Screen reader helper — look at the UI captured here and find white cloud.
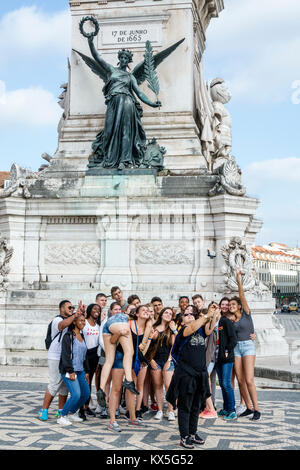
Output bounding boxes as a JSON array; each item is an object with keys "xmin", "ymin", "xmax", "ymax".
[
  {"xmin": 244, "ymin": 157, "xmax": 300, "ymax": 185},
  {"xmin": 0, "ymin": 6, "xmax": 71, "ymax": 61},
  {"xmin": 0, "ymin": 80, "xmax": 5, "ymax": 104},
  {"xmin": 204, "ymin": 0, "xmax": 300, "ymax": 103},
  {"xmin": 0, "ymin": 84, "xmax": 61, "ymax": 127}
]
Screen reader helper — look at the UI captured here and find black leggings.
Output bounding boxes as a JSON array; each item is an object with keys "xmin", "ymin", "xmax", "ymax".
[
  {"xmin": 177, "ymin": 383, "xmax": 201, "ymax": 438},
  {"xmin": 85, "ymin": 348, "xmax": 99, "ymax": 406}
]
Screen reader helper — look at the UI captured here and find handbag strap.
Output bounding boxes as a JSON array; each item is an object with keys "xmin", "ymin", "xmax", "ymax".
[{"xmin": 134, "ymin": 320, "xmax": 139, "ymax": 356}]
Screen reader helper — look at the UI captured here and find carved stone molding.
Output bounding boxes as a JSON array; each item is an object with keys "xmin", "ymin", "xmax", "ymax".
[
  {"xmin": 45, "ymin": 243, "xmax": 101, "ymax": 265},
  {"xmin": 46, "ymin": 216, "xmax": 97, "ymax": 225},
  {"xmin": 135, "ymin": 241, "xmax": 194, "ymax": 265}
]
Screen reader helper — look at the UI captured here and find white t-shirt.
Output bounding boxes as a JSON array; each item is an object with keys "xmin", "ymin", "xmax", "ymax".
[
  {"xmin": 82, "ymin": 320, "xmax": 100, "ymax": 350},
  {"xmin": 48, "ymin": 316, "xmax": 68, "ymax": 361}
]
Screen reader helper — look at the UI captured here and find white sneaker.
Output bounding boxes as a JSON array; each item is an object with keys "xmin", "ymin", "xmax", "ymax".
[
  {"xmin": 95, "ymin": 404, "xmax": 102, "ymax": 414},
  {"xmin": 236, "ymin": 405, "xmax": 247, "ymax": 417},
  {"xmin": 57, "ymin": 416, "xmax": 72, "ymax": 426},
  {"xmin": 168, "ymin": 411, "xmax": 175, "ymax": 421},
  {"xmin": 154, "ymin": 410, "xmax": 163, "ymax": 420},
  {"xmin": 119, "ymin": 405, "xmax": 127, "ymax": 415},
  {"xmin": 89, "ymin": 396, "xmax": 96, "ymax": 409},
  {"xmin": 68, "ymin": 413, "xmax": 83, "ymax": 423}
]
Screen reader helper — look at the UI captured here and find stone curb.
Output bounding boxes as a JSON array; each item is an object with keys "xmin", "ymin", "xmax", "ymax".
[{"xmin": 255, "ymin": 366, "xmax": 300, "ymax": 385}]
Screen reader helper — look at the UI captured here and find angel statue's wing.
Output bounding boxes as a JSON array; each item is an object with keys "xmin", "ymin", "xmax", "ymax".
[
  {"xmin": 72, "ymin": 49, "xmax": 110, "ymax": 83},
  {"xmin": 132, "ymin": 38, "xmax": 185, "ymax": 85}
]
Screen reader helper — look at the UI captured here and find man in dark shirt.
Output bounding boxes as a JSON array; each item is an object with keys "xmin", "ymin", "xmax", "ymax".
[{"xmin": 166, "ymin": 304, "xmax": 215, "ymax": 449}]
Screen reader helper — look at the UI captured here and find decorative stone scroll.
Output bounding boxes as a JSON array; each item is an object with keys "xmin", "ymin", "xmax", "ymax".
[
  {"xmin": 135, "ymin": 242, "xmax": 194, "ymax": 265},
  {"xmin": 208, "ymin": 156, "xmax": 246, "ymax": 197},
  {"xmin": 0, "ymin": 234, "xmax": 14, "ymax": 291},
  {"xmin": 220, "ymin": 236, "xmax": 269, "ymax": 296},
  {"xmin": 45, "ymin": 243, "xmax": 101, "ymax": 265}
]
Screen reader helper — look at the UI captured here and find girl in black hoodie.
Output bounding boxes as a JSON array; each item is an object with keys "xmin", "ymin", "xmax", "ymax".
[{"xmin": 215, "ymin": 308, "xmax": 237, "ymax": 421}]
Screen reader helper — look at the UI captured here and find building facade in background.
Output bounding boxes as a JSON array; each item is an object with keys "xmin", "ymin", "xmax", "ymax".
[
  {"xmin": 253, "ymin": 243, "xmax": 300, "ymax": 306},
  {"xmin": 0, "ymin": 172, "xmax": 10, "ymax": 189}
]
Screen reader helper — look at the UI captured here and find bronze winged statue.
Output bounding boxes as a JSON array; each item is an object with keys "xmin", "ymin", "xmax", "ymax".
[{"xmin": 73, "ymin": 16, "xmax": 184, "ymax": 170}]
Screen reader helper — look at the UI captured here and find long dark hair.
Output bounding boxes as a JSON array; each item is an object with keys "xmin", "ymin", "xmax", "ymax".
[
  {"xmin": 230, "ymin": 296, "xmax": 242, "ymax": 309},
  {"xmin": 86, "ymin": 303, "xmax": 101, "ymax": 319},
  {"xmin": 152, "ymin": 307, "xmax": 174, "ymax": 348}
]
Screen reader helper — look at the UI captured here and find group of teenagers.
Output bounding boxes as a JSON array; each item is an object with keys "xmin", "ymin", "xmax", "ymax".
[{"xmin": 39, "ymin": 268, "xmax": 261, "ymax": 449}]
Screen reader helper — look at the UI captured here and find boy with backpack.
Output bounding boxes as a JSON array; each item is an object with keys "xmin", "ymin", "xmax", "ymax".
[{"xmin": 38, "ymin": 299, "xmax": 85, "ymax": 421}]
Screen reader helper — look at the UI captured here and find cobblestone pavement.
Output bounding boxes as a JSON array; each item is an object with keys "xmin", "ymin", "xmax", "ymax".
[{"xmin": 0, "ymin": 381, "xmax": 299, "ymax": 451}]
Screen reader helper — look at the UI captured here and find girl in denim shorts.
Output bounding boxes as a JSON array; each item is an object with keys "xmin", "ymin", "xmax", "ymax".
[{"xmin": 229, "ymin": 269, "xmax": 261, "ymax": 421}]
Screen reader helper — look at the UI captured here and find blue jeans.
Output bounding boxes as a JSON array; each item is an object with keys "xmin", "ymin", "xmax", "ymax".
[
  {"xmin": 215, "ymin": 362, "xmax": 235, "ymax": 414},
  {"xmin": 61, "ymin": 371, "xmax": 90, "ymax": 416}
]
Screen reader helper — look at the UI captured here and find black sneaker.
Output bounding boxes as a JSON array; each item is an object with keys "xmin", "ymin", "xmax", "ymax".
[
  {"xmin": 250, "ymin": 410, "xmax": 261, "ymax": 421},
  {"xmin": 141, "ymin": 404, "xmax": 149, "ymax": 414},
  {"xmin": 190, "ymin": 433, "xmax": 205, "ymax": 445},
  {"xmin": 85, "ymin": 407, "xmax": 96, "ymax": 417},
  {"xmin": 96, "ymin": 388, "xmax": 106, "ymax": 407},
  {"xmin": 136, "ymin": 410, "xmax": 143, "ymax": 421},
  {"xmin": 239, "ymin": 408, "xmax": 254, "ymax": 418},
  {"xmin": 180, "ymin": 436, "xmax": 194, "ymax": 449},
  {"xmin": 78, "ymin": 409, "xmax": 87, "ymax": 421},
  {"xmin": 123, "ymin": 380, "xmax": 140, "ymax": 395}
]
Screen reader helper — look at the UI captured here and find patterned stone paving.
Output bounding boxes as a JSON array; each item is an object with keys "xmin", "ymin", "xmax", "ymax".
[
  {"xmin": 0, "ymin": 383, "xmax": 299, "ymax": 451},
  {"xmin": 276, "ymin": 314, "xmax": 300, "ymax": 334}
]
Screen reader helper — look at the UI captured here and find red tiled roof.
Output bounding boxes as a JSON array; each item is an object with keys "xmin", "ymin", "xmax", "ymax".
[
  {"xmin": 252, "ymin": 245, "xmax": 300, "ymax": 263},
  {"xmin": 0, "ymin": 172, "xmax": 10, "ymax": 188}
]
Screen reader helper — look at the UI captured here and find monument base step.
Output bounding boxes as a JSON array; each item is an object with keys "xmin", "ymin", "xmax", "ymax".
[{"xmin": 0, "ymin": 349, "xmax": 48, "ymax": 368}]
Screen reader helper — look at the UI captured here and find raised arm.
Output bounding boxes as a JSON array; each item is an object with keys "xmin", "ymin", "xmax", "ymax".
[
  {"xmin": 236, "ymin": 269, "xmax": 250, "ymax": 314},
  {"xmin": 205, "ymin": 305, "xmax": 220, "ymax": 335},
  {"xmin": 183, "ymin": 305, "xmax": 215, "ymax": 337},
  {"xmin": 88, "ymin": 37, "xmax": 114, "ymax": 75}
]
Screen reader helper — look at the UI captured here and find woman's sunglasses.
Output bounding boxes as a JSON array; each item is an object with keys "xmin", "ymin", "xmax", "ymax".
[{"xmin": 183, "ymin": 312, "xmax": 195, "ymax": 317}]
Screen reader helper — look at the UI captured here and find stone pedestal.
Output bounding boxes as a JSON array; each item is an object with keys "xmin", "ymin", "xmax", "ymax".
[
  {"xmin": 0, "ymin": 0, "xmax": 289, "ymax": 365},
  {"xmin": 0, "ymin": 172, "xmax": 289, "ymax": 361}
]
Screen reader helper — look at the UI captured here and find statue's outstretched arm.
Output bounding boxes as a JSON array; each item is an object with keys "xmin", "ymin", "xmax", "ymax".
[
  {"xmin": 131, "ymin": 76, "xmax": 161, "ymax": 108},
  {"xmin": 88, "ymin": 37, "xmax": 114, "ymax": 75}
]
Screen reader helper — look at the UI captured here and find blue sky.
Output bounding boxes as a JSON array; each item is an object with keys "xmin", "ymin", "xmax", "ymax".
[{"xmin": 0, "ymin": 0, "xmax": 299, "ymax": 247}]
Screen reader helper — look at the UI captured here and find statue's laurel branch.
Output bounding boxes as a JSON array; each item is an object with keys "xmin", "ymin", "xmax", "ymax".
[{"xmin": 144, "ymin": 41, "xmax": 160, "ymax": 96}]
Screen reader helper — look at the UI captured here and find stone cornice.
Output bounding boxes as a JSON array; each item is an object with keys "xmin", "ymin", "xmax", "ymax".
[{"xmin": 69, "ymin": 0, "xmax": 224, "ymax": 18}]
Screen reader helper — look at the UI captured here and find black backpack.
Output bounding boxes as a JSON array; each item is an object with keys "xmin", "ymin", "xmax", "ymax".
[{"xmin": 45, "ymin": 315, "xmax": 64, "ymax": 350}]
